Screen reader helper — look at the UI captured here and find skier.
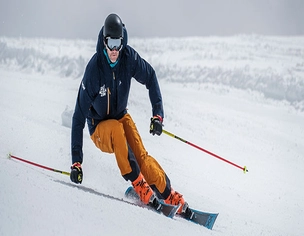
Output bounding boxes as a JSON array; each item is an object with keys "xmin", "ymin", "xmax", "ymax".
[{"xmin": 70, "ymin": 13, "xmax": 188, "ymax": 214}]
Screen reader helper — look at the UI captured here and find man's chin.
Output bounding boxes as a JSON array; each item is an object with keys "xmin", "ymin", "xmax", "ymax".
[{"xmin": 110, "ymin": 56, "xmax": 118, "ymax": 62}]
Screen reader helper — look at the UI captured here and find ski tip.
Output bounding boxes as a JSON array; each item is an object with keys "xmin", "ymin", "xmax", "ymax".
[
  {"xmin": 125, "ymin": 186, "xmax": 133, "ymax": 195},
  {"xmin": 243, "ymin": 166, "xmax": 249, "ymax": 173},
  {"xmin": 208, "ymin": 213, "xmax": 219, "ymax": 230},
  {"xmin": 7, "ymin": 153, "xmax": 12, "ymax": 159}
]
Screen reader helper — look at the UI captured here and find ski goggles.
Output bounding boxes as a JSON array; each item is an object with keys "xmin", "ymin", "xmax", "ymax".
[{"xmin": 105, "ymin": 37, "xmax": 123, "ymax": 51}]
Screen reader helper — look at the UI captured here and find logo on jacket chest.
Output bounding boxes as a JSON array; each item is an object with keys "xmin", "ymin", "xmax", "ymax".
[{"xmin": 99, "ymin": 85, "xmax": 107, "ymax": 97}]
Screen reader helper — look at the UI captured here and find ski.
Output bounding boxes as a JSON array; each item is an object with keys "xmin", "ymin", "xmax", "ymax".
[
  {"xmin": 125, "ymin": 186, "xmax": 180, "ymax": 218},
  {"xmin": 125, "ymin": 186, "xmax": 218, "ymax": 229},
  {"xmin": 178, "ymin": 207, "xmax": 218, "ymax": 230}
]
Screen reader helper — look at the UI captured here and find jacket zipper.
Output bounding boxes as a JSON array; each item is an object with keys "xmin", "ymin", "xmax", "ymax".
[
  {"xmin": 107, "ymin": 87, "xmax": 111, "ymax": 115},
  {"xmin": 113, "ymin": 71, "xmax": 116, "ymax": 81},
  {"xmin": 107, "ymin": 72, "xmax": 116, "ymax": 116}
]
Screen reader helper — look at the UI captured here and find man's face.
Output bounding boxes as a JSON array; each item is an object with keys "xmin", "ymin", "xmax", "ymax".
[{"xmin": 106, "ymin": 48, "xmax": 119, "ymax": 63}]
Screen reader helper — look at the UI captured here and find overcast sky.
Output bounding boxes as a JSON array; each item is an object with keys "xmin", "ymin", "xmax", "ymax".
[{"xmin": 0, "ymin": 0, "xmax": 303, "ymax": 39}]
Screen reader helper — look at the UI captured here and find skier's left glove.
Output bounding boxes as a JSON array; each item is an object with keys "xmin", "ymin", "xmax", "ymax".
[
  {"xmin": 70, "ymin": 162, "xmax": 83, "ymax": 184},
  {"xmin": 150, "ymin": 115, "xmax": 163, "ymax": 136}
]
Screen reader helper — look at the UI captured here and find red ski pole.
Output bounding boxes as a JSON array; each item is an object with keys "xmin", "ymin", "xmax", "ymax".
[
  {"xmin": 8, "ymin": 154, "xmax": 70, "ymax": 176},
  {"xmin": 162, "ymin": 130, "xmax": 248, "ymax": 173}
]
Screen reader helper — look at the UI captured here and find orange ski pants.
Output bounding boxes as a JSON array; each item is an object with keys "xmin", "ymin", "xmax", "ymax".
[{"xmin": 91, "ymin": 113, "xmax": 168, "ymax": 194}]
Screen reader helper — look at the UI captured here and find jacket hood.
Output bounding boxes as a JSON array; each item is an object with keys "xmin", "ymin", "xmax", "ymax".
[{"xmin": 96, "ymin": 25, "xmax": 128, "ymax": 59}]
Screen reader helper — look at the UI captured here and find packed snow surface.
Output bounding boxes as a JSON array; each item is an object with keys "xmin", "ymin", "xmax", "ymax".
[{"xmin": 0, "ymin": 35, "xmax": 303, "ymax": 236}]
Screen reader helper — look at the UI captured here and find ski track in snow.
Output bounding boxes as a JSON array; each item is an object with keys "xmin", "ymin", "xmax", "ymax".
[{"xmin": 0, "ymin": 36, "xmax": 304, "ymax": 236}]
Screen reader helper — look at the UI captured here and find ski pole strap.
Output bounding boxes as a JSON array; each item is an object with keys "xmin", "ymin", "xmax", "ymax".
[{"xmin": 162, "ymin": 130, "xmax": 248, "ymax": 173}]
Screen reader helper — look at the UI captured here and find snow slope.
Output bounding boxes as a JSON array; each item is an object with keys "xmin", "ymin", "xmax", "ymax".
[{"xmin": 0, "ymin": 35, "xmax": 304, "ymax": 236}]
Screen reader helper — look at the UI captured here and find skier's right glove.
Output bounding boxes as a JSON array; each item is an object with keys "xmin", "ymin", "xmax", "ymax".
[{"xmin": 70, "ymin": 162, "xmax": 83, "ymax": 184}]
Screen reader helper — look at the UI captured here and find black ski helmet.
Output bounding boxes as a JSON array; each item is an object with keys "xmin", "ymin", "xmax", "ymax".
[{"xmin": 103, "ymin": 13, "xmax": 123, "ymax": 39}]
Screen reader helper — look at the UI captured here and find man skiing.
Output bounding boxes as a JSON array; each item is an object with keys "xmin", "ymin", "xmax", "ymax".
[{"xmin": 70, "ymin": 13, "xmax": 188, "ymax": 214}]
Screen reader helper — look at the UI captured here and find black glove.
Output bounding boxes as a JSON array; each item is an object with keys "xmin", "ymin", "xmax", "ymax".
[
  {"xmin": 150, "ymin": 115, "xmax": 163, "ymax": 136},
  {"xmin": 70, "ymin": 162, "xmax": 83, "ymax": 184}
]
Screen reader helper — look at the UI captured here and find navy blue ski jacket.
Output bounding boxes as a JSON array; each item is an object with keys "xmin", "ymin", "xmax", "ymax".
[{"xmin": 71, "ymin": 27, "xmax": 164, "ymax": 164}]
